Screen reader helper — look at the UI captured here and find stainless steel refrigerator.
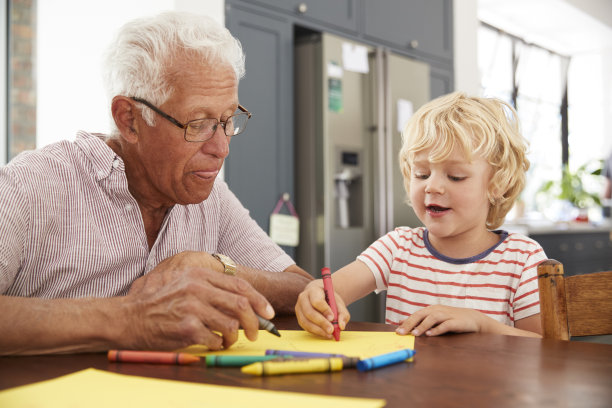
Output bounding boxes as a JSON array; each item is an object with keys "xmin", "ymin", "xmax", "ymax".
[{"xmin": 295, "ymin": 32, "xmax": 431, "ymax": 322}]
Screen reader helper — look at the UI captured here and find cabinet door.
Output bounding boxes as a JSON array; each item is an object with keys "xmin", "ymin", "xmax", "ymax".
[
  {"xmin": 242, "ymin": 0, "xmax": 358, "ymax": 32},
  {"xmin": 430, "ymin": 66, "xmax": 453, "ymax": 99},
  {"xmin": 225, "ymin": 6, "xmax": 295, "ymax": 256},
  {"xmin": 363, "ymin": 0, "xmax": 452, "ymax": 62}
]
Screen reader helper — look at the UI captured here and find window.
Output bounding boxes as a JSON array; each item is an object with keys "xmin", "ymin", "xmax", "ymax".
[
  {"xmin": 5, "ymin": 0, "xmax": 174, "ymax": 162},
  {"xmin": 478, "ymin": 23, "xmax": 578, "ymax": 222}
]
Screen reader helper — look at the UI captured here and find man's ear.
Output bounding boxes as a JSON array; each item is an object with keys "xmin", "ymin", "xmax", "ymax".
[{"xmin": 111, "ymin": 96, "xmax": 139, "ymax": 143}]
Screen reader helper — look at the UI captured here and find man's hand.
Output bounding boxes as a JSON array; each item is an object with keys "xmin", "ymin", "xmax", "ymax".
[
  {"xmin": 124, "ymin": 251, "xmax": 274, "ymax": 350},
  {"xmin": 295, "ymin": 280, "xmax": 350, "ymax": 339}
]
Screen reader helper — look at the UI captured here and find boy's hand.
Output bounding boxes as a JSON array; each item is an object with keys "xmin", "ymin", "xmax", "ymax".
[
  {"xmin": 396, "ymin": 305, "xmax": 483, "ymax": 336},
  {"xmin": 295, "ymin": 280, "xmax": 350, "ymax": 338}
]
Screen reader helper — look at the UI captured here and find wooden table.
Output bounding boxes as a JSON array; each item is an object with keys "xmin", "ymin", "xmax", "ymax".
[{"xmin": 1, "ymin": 316, "xmax": 611, "ymax": 407}]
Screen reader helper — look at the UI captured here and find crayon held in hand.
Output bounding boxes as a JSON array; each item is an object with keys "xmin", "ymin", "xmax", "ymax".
[
  {"xmin": 107, "ymin": 350, "xmax": 200, "ymax": 365},
  {"xmin": 321, "ymin": 267, "xmax": 341, "ymax": 341},
  {"xmin": 257, "ymin": 315, "xmax": 281, "ymax": 337}
]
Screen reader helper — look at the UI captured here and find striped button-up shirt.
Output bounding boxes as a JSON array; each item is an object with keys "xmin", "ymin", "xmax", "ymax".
[{"xmin": 0, "ymin": 131, "xmax": 294, "ymax": 298}]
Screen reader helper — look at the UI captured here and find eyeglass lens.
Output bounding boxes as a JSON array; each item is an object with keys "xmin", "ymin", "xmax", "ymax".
[{"xmin": 185, "ymin": 112, "xmax": 249, "ymax": 142}]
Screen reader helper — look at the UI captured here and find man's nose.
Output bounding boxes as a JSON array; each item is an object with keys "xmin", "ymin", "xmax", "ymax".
[{"xmin": 202, "ymin": 125, "xmax": 230, "ymax": 158}]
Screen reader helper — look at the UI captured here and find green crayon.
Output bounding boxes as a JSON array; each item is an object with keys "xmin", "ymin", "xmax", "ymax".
[{"xmin": 206, "ymin": 355, "xmax": 292, "ymax": 367}]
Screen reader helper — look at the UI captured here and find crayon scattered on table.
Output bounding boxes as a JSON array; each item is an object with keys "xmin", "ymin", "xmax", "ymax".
[
  {"xmin": 206, "ymin": 355, "xmax": 292, "ymax": 367},
  {"xmin": 241, "ymin": 357, "xmax": 344, "ymax": 376},
  {"xmin": 107, "ymin": 350, "xmax": 200, "ymax": 365},
  {"xmin": 265, "ymin": 349, "xmax": 346, "ymax": 359},
  {"xmin": 356, "ymin": 349, "xmax": 415, "ymax": 372}
]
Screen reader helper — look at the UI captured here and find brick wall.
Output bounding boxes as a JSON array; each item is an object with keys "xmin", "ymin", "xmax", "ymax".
[{"xmin": 9, "ymin": 0, "xmax": 36, "ymax": 160}]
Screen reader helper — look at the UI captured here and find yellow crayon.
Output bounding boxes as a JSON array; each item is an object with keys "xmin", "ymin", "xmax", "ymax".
[{"xmin": 241, "ymin": 357, "xmax": 344, "ymax": 376}]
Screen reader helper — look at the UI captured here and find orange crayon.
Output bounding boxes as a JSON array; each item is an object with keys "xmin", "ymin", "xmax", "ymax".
[{"xmin": 107, "ymin": 350, "xmax": 201, "ymax": 365}]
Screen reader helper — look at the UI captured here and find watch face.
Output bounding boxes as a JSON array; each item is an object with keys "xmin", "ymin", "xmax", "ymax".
[{"xmin": 214, "ymin": 254, "xmax": 236, "ymax": 275}]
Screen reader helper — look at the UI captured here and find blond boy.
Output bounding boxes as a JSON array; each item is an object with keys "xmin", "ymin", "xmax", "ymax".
[{"xmin": 296, "ymin": 92, "xmax": 547, "ymax": 338}]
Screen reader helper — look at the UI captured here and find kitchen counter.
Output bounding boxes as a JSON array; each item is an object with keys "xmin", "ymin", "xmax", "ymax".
[{"xmin": 504, "ymin": 220, "xmax": 612, "ymax": 275}]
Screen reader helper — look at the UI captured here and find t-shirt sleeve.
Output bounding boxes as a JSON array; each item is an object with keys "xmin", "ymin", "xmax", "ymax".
[
  {"xmin": 357, "ymin": 231, "xmax": 397, "ymax": 293},
  {"xmin": 512, "ymin": 240, "xmax": 548, "ymax": 321},
  {"xmin": 215, "ymin": 180, "xmax": 295, "ymax": 272},
  {"xmin": 0, "ymin": 169, "xmax": 29, "ymax": 293}
]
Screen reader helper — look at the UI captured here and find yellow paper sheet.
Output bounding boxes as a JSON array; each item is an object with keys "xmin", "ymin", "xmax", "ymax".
[
  {"xmin": 182, "ymin": 329, "xmax": 415, "ymax": 359},
  {"xmin": 0, "ymin": 368, "xmax": 385, "ymax": 408}
]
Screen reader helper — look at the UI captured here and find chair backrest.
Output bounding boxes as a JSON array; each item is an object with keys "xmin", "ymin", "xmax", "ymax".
[{"xmin": 537, "ymin": 259, "xmax": 612, "ymax": 340}]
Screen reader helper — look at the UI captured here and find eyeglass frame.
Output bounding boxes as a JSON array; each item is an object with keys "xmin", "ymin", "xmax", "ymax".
[{"xmin": 130, "ymin": 96, "xmax": 252, "ymax": 142}]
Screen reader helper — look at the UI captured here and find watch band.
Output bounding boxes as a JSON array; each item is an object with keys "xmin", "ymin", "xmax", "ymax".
[{"xmin": 212, "ymin": 253, "xmax": 237, "ymax": 276}]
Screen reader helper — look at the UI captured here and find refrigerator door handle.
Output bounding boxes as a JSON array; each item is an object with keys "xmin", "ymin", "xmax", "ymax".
[
  {"xmin": 383, "ymin": 49, "xmax": 394, "ymax": 234},
  {"xmin": 375, "ymin": 48, "xmax": 387, "ymax": 238}
]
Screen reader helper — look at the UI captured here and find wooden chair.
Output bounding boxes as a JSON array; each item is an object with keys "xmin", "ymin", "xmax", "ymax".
[{"xmin": 537, "ymin": 259, "xmax": 612, "ymax": 340}]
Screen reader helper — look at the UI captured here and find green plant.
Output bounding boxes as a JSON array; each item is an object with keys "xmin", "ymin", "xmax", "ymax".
[{"xmin": 538, "ymin": 162, "xmax": 602, "ymax": 209}]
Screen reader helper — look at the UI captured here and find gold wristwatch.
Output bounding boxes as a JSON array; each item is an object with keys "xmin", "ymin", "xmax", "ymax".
[{"xmin": 212, "ymin": 253, "xmax": 237, "ymax": 276}]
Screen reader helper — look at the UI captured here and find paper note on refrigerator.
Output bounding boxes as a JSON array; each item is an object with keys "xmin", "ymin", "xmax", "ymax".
[
  {"xmin": 397, "ymin": 98, "xmax": 414, "ymax": 132},
  {"xmin": 342, "ymin": 42, "xmax": 369, "ymax": 73}
]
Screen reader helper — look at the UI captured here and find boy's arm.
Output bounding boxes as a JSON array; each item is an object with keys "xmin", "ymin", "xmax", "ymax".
[
  {"xmin": 295, "ymin": 260, "xmax": 376, "ymax": 338},
  {"xmin": 396, "ymin": 305, "xmax": 542, "ymax": 338},
  {"xmin": 513, "ymin": 314, "xmax": 542, "ymax": 336}
]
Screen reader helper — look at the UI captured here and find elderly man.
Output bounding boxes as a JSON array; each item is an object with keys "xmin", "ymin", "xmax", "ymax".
[{"xmin": 0, "ymin": 12, "xmax": 312, "ymax": 355}]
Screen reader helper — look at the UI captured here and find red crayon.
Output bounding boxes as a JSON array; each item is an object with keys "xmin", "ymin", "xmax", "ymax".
[
  {"xmin": 107, "ymin": 350, "xmax": 201, "ymax": 365},
  {"xmin": 321, "ymin": 267, "xmax": 341, "ymax": 341}
]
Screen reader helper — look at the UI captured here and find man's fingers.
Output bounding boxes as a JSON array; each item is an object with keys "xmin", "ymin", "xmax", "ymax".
[{"xmin": 207, "ymin": 272, "xmax": 274, "ymax": 320}]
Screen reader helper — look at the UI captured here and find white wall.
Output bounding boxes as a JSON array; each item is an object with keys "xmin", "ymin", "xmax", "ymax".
[
  {"xmin": 36, "ymin": 0, "xmax": 223, "ymax": 149},
  {"xmin": 452, "ymin": 0, "xmax": 480, "ymax": 95}
]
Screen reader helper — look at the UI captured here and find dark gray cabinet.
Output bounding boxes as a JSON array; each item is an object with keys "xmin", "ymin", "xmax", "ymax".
[
  {"xmin": 224, "ymin": 7, "xmax": 295, "ymax": 257},
  {"xmin": 245, "ymin": 0, "xmax": 358, "ymax": 33},
  {"xmin": 530, "ymin": 231, "xmax": 612, "ymax": 276},
  {"xmin": 430, "ymin": 66, "xmax": 453, "ymax": 98},
  {"xmin": 363, "ymin": 0, "xmax": 453, "ymax": 63}
]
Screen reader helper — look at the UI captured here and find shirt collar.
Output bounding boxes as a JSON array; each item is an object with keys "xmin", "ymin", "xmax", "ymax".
[{"xmin": 74, "ymin": 131, "xmax": 125, "ymax": 181}]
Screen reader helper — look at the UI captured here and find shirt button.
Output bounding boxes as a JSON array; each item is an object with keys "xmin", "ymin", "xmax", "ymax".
[
  {"xmin": 112, "ymin": 159, "xmax": 120, "ymax": 169},
  {"xmin": 125, "ymin": 204, "xmax": 133, "ymax": 211},
  {"xmin": 97, "ymin": 171, "xmax": 105, "ymax": 178}
]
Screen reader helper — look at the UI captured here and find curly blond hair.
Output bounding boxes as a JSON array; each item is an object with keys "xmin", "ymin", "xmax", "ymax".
[{"xmin": 399, "ymin": 92, "xmax": 529, "ymax": 229}]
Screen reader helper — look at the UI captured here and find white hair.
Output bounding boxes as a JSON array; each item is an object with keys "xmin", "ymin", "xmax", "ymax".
[{"xmin": 102, "ymin": 11, "xmax": 245, "ymax": 133}]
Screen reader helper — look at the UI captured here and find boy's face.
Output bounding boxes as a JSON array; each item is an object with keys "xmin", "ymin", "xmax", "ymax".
[{"xmin": 409, "ymin": 146, "xmax": 493, "ymax": 251}]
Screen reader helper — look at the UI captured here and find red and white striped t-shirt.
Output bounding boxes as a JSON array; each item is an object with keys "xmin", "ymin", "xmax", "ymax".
[
  {"xmin": 357, "ymin": 227, "xmax": 547, "ymax": 326},
  {"xmin": 0, "ymin": 131, "xmax": 294, "ymax": 298}
]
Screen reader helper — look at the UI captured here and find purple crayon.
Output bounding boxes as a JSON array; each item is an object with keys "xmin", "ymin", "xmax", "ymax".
[{"xmin": 265, "ymin": 349, "xmax": 346, "ymax": 358}]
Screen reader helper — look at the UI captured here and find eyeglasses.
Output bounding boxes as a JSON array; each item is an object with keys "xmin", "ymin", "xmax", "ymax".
[{"xmin": 130, "ymin": 97, "xmax": 252, "ymax": 142}]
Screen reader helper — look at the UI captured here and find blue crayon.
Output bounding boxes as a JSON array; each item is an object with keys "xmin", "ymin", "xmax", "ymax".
[
  {"xmin": 356, "ymin": 349, "xmax": 415, "ymax": 372},
  {"xmin": 265, "ymin": 349, "xmax": 346, "ymax": 359}
]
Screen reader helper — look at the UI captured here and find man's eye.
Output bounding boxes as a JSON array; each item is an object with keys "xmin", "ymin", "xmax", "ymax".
[{"xmin": 189, "ymin": 122, "xmax": 207, "ymax": 131}]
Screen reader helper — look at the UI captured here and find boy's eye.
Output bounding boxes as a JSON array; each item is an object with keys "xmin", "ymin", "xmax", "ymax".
[
  {"xmin": 448, "ymin": 175, "xmax": 467, "ymax": 181},
  {"xmin": 414, "ymin": 173, "xmax": 429, "ymax": 180}
]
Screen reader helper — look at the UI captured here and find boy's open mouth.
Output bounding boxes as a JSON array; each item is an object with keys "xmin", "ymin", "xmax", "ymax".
[{"xmin": 426, "ymin": 205, "xmax": 450, "ymax": 213}]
